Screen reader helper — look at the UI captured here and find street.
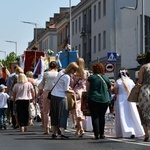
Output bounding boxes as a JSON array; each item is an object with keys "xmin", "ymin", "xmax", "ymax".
[{"xmin": 0, "ymin": 113, "xmax": 150, "ymax": 150}]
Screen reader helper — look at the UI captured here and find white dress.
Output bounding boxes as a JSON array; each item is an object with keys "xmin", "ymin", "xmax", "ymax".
[{"xmin": 114, "ymin": 77, "xmax": 144, "ymax": 138}]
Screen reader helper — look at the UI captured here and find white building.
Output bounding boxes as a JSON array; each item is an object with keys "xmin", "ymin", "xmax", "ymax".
[{"xmin": 71, "ymin": 0, "xmax": 150, "ymax": 79}]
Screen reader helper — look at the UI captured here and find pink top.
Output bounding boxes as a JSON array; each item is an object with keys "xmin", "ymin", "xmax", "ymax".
[{"xmin": 13, "ymin": 82, "xmax": 33, "ymax": 101}]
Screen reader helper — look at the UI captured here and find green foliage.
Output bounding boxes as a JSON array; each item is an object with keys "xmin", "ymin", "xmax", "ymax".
[{"xmin": 0, "ymin": 52, "xmax": 17, "ymax": 69}]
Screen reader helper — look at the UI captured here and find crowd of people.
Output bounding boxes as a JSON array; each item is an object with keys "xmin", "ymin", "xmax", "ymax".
[{"xmin": 0, "ymin": 52, "xmax": 150, "ymax": 142}]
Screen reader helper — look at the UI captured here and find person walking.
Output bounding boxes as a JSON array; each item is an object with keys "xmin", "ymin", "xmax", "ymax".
[
  {"xmin": 0, "ymin": 84, "xmax": 9, "ymax": 130},
  {"xmin": 70, "ymin": 57, "xmax": 89, "ymax": 137},
  {"xmin": 38, "ymin": 61, "xmax": 58, "ymax": 135},
  {"xmin": 137, "ymin": 50, "xmax": 150, "ymax": 142},
  {"xmin": 86, "ymin": 62, "xmax": 111, "ymax": 139},
  {"xmin": 12, "ymin": 73, "xmax": 35, "ymax": 132},
  {"xmin": 50, "ymin": 62, "xmax": 79, "ymax": 139},
  {"xmin": 6, "ymin": 65, "xmax": 22, "ymax": 129},
  {"xmin": 113, "ymin": 68, "xmax": 144, "ymax": 139}
]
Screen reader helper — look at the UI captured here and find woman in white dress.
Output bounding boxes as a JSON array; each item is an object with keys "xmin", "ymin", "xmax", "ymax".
[{"xmin": 113, "ymin": 68, "xmax": 144, "ymax": 138}]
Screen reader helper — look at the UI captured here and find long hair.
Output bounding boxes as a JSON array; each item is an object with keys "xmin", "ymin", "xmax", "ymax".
[
  {"xmin": 76, "ymin": 57, "xmax": 85, "ymax": 78},
  {"xmin": 64, "ymin": 62, "xmax": 78, "ymax": 74}
]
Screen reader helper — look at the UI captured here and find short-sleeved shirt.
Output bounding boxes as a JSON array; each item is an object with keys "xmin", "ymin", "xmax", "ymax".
[
  {"xmin": 13, "ymin": 82, "xmax": 33, "ymax": 101},
  {"xmin": 38, "ymin": 71, "xmax": 58, "ymax": 90},
  {"xmin": 0, "ymin": 92, "xmax": 9, "ymax": 108},
  {"xmin": 87, "ymin": 73, "xmax": 111, "ymax": 103}
]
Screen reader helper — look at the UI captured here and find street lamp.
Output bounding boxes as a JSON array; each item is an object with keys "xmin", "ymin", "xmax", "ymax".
[
  {"xmin": 5, "ymin": 40, "xmax": 17, "ymax": 56},
  {"xmin": 69, "ymin": 0, "xmax": 72, "ymax": 50},
  {"xmin": 0, "ymin": 50, "xmax": 6, "ymax": 60},
  {"xmin": 21, "ymin": 21, "xmax": 38, "ymax": 46}
]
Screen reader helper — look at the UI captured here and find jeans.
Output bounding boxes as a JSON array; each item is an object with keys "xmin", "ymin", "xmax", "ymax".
[{"xmin": 0, "ymin": 108, "xmax": 7, "ymax": 126}]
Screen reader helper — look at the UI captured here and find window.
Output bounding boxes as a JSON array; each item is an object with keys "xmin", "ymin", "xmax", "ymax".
[
  {"xmin": 103, "ymin": 31, "xmax": 106, "ymax": 49},
  {"xmin": 72, "ymin": 21, "xmax": 74, "ymax": 35},
  {"xmin": 98, "ymin": 33, "xmax": 101, "ymax": 51},
  {"xmin": 75, "ymin": 19, "xmax": 77, "ymax": 34},
  {"xmin": 98, "ymin": 1, "xmax": 101, "ymax": 19},
  {"xmin": 103, "ymin": 0, "xmax": 106, "ymax": 16},
  {"xmin": 94, "ymin": 36, "xmax": 96, "ymax": 53},
  {"xmin": 94, "ymin": 5, "xmax": 96, "ymax": 22},
  {"xmin": 79, "ymin": 17, "xmax": 81, "ymax": 32}
]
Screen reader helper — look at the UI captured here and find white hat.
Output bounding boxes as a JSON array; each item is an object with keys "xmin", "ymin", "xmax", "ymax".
[{"xmin": 0, "ymin": 84, "xmax": 7, "ymax": 91}]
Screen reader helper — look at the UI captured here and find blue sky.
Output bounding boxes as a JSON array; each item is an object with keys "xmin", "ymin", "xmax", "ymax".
[{"xmin": 0, "ymin": 0, "xmax": 80, "ymax": 60}]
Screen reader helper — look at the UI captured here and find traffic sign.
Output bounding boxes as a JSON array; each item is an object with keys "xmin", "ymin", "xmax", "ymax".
[
  {"xmin": 105, "ymin": 63, "xmax": 114, "ymax": 72},
  {"xmin": 107, "ymin": 52, "xmax": 117, "ymax": 62}
]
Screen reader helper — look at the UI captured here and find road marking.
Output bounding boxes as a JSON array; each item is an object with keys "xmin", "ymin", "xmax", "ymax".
[{"xmin": 67, "ymin": 128, "xmax": 150, "ymax": 147}]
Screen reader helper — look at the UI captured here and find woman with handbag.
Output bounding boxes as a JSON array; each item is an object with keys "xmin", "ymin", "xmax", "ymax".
[
  {"xmin": 86, "ymin": 63, "xmax": 111, "ymax": 139},
  {"xmin": 50, "ymin": 62, "xmax": 79, "ymax": 139},
  {"xmin": 137, "ymin": 50, "xmax": 150, "ymax": 142},
  {"xmin": 113, "ymin": 68, "xmax": 144, "ymax": 139}
]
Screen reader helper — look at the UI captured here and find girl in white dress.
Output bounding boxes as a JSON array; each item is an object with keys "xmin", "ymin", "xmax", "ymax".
[{"xmin": 113, "ymin": 68, "xmax": 144, "ymax": 138}]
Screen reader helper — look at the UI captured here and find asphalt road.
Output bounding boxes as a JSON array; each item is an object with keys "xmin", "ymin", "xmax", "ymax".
[{"xmin": 0, "ymin": 113, "xmax": 150, "ymax": 150}]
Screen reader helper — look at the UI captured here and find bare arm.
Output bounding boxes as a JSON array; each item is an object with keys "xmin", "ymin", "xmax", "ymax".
[{"xmin": 137, "ymin": 66, "xmax": 144, "ymax": 86}]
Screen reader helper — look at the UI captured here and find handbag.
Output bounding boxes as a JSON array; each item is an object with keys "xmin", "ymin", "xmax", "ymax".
[
  {"xmin": 121, "ymin": 78, "xmax": 140, "ymax": 103},
  {"xmin": 127, "ymin": 86, "xmax": 140, "ymax": 102},
  {"xmin": 66, "ymin": 91, "xmax": 77, "ymax": 110},
  {"xmin": 47, "ymin": 74, "xmax": 65, "ymax": 100},
  {"xmin": 81, "ymin": 91, "xmax": 91, "ymax": 116}
]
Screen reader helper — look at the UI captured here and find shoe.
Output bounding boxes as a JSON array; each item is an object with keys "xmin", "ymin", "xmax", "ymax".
[
  {"xmin": 92, "ymin": 136, "xmax": 99, "ymax": 140},
  {"xmin": 79, "ymin": 130, "xmax": 85, "ymax": 137},
  {"xmin": 100, "ymin": 135, "xmax": 105, "ymax": 139},
  {"xmin": 51, "ymin": 134, "xmax": 58, "ymax": 138},
  {"xmin": 130, "ymin": 135, "xmax": 135, "ymax": 139},
  {"xmin": 20, "ymin": 127, "xmax": 24, "ymax": 132},
  {"xmin": 144, "ymin": 136, "xmax": 149, "ymax": 142},
  {"xmin": 60, "ymin": 134, "xmax": 69, "ymax": 139},
  {"xmin": 43, "ymin": 132, "xmax": 50, "ymax": 135}
]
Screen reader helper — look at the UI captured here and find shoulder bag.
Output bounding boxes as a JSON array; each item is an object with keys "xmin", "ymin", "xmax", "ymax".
[{"xmin": 47, "ymin": 74, "xmax": 65, "ymax": 100}]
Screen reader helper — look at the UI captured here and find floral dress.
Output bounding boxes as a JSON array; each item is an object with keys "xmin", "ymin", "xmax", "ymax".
[
  {"xmin": 70, "ymin": 70, "xmax": 89, "ymax": 118},
  {"xmin": 138, "ymin": 64, "xmax": 150, "ymax": 127}
]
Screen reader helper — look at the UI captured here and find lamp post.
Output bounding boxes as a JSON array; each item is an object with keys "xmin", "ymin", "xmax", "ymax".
[
  {"xmin": 5, "ymin": 40, "xmax": 17, "ymax": 56},
  {"xmin": 69, "ymin": 0, "xmax": 72, "ymax": 50},
  {"xmin": 21, "ymin": 21, "xmax": 38, "ymax": 46},
  {"xmin": 0, "ymin": 50, "xmax": 6, "ymax": 60}
]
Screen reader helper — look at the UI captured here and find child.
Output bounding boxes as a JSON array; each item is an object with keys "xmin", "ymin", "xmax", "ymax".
[{"xmin": 0, "ymin": 84, "xmax": 9, "ymax": 130}]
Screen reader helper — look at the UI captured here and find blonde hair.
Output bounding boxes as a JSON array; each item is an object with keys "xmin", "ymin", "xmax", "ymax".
[
  {"xmin": 76, "ymin": 57, "xmax": 85, "ymax": 78},
  {"xmin": 64, "ymin": 62, "xmax": 78, "ymax": 74},
  {"xmin": 26, "ymin": 71, "xmax": 33, "ymax": 78},
  {"xmin": 15, "ymin": 67, "xmax": 24, "ymax": 74},
  {"xmin": 17, "ymin": 73, "xmax": 28, "ymax": 83}
]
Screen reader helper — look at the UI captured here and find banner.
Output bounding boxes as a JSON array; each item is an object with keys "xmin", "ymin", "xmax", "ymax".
[
  {"xmin": 59, "ymin": 51, "xmax": 78, "ymax": 68},
  {"xmin": 24, "ymin": 51, "xmax": 45, "ymax": 74}
]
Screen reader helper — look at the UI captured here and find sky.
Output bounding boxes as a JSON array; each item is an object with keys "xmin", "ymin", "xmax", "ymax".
[{"xmin": 0, "ymin": 0, "xmax": 80, "ymax": 60}]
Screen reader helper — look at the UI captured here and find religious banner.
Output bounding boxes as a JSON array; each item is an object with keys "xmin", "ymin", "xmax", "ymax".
[{"xmin": 24, "ymin": 51, "xmax": 45, "ymax": 74}]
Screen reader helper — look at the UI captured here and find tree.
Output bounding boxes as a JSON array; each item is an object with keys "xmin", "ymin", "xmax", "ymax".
[{"xmin": 0, "ymin": 52, "xmax": 17, "ymax": 70}]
